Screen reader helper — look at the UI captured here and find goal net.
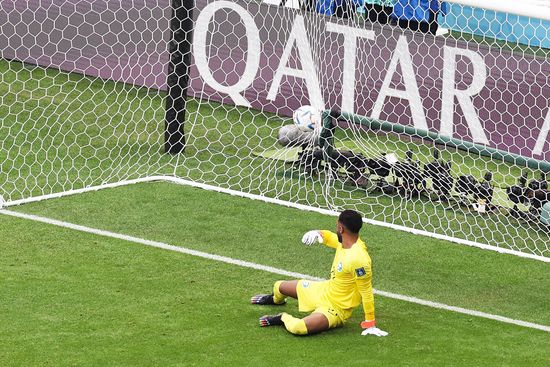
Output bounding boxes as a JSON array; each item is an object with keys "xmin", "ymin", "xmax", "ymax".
[{"xmin": 0, "ymin": 0, "xmax": 549, "ymax": 259}]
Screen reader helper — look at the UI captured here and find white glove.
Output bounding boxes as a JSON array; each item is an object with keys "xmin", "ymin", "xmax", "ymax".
[
  {"xmin": 361, "ymin": 327, "xmax": 388, "ymax": 337},
  {"xmin": 301, "ymin": 230, "xmax": 323, "ymax": 246}
]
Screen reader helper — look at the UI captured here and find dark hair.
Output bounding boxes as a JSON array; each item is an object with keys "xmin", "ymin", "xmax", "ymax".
[{"xmin": 338, "ymin": 210, "xmax": 363, "ymax": 234}]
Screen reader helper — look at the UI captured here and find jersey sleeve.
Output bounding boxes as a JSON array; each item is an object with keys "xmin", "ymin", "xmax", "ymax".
[
  {"xmin": 319, "ymin": 230, "xmax": 340, "ymax": 249},
  {"xmin": 354, "ymin": 258, "xmax": 375, "ymax": 322}
]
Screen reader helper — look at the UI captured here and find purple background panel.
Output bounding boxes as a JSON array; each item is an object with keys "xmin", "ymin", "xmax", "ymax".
[
  {"xmin": 0, "ymin": 0, "xmax": 170, "ymax": 89},
  {"xmin": 1, "ymin": 0, "xmax": 549, "ymax": 160}
]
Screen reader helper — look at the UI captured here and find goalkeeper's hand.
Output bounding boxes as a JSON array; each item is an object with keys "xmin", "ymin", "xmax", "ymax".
[
  {"xmin": 301, "ymin": 230, "xmax": 323, "ymax": 246},
  {"xmin": 361, "ymin": 327, "xmax": 388, "ymax": 337},
  {"xmin": 360, "ymin": 320, "xmax": 388, "ymax": 337}
]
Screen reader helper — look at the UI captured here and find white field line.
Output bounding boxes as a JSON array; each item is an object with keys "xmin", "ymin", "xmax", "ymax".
[
  {"xmin": 3, "ymin": 175, "xmax": 549, "ymax": 263},
  {"xmin": 1, "ymin": 209, "xmax": 549, "ymax": 333}
]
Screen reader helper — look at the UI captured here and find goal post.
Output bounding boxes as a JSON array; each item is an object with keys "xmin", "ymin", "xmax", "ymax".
[{"xmin": 165, "ymin": 0, "xmax": 195, "ymax": 154}]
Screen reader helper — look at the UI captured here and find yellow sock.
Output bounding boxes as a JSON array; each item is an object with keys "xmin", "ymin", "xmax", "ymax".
[
  {"xmin": 273, "ymin": 281, "xmax": 286, "ymax": 304},
  {"xmin": 281, "ymin": 313, "xmax": 308, "ymax": 335}
]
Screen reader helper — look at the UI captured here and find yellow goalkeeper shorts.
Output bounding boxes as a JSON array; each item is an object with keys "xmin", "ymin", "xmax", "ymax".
[{"xmin": 296, "ymin": 280, "xmax": 346, "ymax": 329}]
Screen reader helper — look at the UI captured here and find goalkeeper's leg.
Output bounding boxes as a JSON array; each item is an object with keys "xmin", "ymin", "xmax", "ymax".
[
  {"xmin": 283, "ymin": 312, "xmax": 329, "ymax": 335},
  {"xmin": 259, "ymin": 312, "xmax": 329, "ymax": 335},
  {"xmin": 251, "ymin": 280, "xmax": 298, "ymax": 305}
]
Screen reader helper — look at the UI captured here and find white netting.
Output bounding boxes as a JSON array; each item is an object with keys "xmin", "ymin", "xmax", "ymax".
[{"xmin": 0, "ymin": 0, "xmax": 549, "ymax": 258}]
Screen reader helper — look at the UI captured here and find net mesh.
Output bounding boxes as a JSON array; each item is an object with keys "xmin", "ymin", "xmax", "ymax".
[{"xmin": 0, "ymin": 0, "xmax": 549, "ymax": 257}]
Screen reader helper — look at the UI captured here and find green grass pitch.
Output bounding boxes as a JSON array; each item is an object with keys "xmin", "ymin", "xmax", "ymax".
[
  {"xmin": 0, "ymin": 53, "xmax": 549, "ymax": 366},
  {"xmin": 1, "ymin": 182, "xmax": 549, "ymax": 366}
]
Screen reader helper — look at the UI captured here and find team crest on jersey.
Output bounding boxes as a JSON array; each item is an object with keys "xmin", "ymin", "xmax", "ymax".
[
  {"xmin": 337, "ymin": 262, "xmax": 343, "ymax": 272},
  {"xmin": 302, "ymin": 281, "xmax": 310, "ymax": 288},
  {"xmin": 355, "ymin": 267, "xmax": 366, "ymax": 277}
]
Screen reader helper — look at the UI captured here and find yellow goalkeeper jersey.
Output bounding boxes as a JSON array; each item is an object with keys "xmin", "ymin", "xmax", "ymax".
[{"xmin": 320, "ymin": 230, "xmax": 375, "ymax": 321}]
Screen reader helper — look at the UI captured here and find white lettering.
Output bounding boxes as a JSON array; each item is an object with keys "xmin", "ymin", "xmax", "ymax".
[
  {"xmin": 194, "ymin": 1, "xmax": 260, "ymax": 107},
  {"xmin": 441, "ymin": 46, "xmax": 489, "ymax": 145},
  {"xmin": 533, "ymin": 108, "xmax": 550, "ymax": 156},
  {"xmin": 326, "ymin": 22, "xmax": 375, "ymax": 114},
  {"xmin": 371, "ymin": 35, "xmax": 427, "ymax": 130},
  {"xmin": 267, "ymin": 15, "xmax": 324, "ymax": 111}
]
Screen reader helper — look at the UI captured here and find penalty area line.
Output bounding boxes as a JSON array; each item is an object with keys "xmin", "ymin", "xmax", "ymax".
[{"xmin": 1, "ymin": 208, "xmax": 549, "ymax": 333}]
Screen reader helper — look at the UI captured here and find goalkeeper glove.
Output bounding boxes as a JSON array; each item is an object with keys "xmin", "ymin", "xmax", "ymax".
[
  {"xmin": 360, "ymin": 320, "xmax": 388, "ymax": 337},
  {"xmin": 301, "ymin": 230, "xmax": 323, "ymax": 246},
  {"xmin": 361, "ymin": 327, "xmax": 388, "ymax": 337}
]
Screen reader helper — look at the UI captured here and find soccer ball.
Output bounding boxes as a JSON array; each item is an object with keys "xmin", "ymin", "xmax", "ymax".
[{"xmin": 293, "ymin": 105, "xmax": 321, "ymax": 132}]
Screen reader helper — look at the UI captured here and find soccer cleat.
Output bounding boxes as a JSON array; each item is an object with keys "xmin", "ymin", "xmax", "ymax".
[
  {"xmin": 259, "ymin": 314, "xmax": 283, "ymax": 327},
  {"xmin": 250, "ymin": 294, "xmax": 285, "ymax": 305}
]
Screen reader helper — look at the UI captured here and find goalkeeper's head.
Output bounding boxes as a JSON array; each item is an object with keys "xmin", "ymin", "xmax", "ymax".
[{"xmin": 337, "ymin": 210, "xmax": 363, "ymax": 242}]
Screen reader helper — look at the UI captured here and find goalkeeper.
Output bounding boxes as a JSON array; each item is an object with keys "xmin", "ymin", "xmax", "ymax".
[{"xmin": 251, "ymin": 210, "xmax": 387, "ymax": 337}]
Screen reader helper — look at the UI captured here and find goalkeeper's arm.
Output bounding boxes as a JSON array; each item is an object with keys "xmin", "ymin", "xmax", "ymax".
[
  {"xmin": 301, "ymin": 230, "xmax": 339, "ymax": 248},
  {"xmin": 356, "ymin": 265, "xmax": 388, "ymax": 337}
]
